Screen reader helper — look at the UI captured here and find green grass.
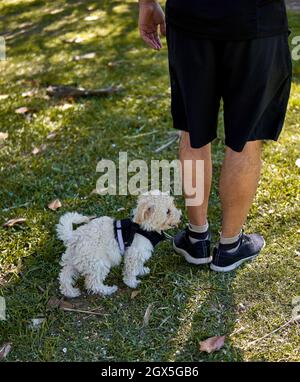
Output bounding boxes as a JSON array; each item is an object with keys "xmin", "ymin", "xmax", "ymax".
[{"xmin": 0, "ymin": 0, "xmax": 299, "ymax": 362}]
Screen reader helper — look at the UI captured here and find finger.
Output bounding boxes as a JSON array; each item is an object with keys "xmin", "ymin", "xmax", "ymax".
[
  {"xmin": 160, "ymin": 21, "xmax": 166, "ymax": 37},
  {"xmin": 151, "ymin": 32, "xmax": 162, "ymax": 50},
  {"xmin": 143, "ymin": 30, "xmax": 161, "ymax": 50},
  {"xmin": 141, "ymin": 31, "xmax": 159, "ymax": 50}
]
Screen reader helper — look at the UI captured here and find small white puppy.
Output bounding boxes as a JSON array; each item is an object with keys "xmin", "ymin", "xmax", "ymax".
[{"xmin": 57, "ymin": 191, "xmax": 181, "ymax": 297}]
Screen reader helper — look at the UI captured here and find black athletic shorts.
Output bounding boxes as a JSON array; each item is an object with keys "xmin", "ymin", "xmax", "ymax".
[{"xmin": 166, "ymin": 25, "xmax": 292, "ymax": 152}]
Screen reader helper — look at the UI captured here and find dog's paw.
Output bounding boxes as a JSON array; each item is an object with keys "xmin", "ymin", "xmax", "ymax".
[
  {"xmin": 123, "ymin": 278, "xmax": 141, "ymax": 289},
  {"xmin": 61, "ymin": 287, "xmax": 81, "ymax": 298},
  {"xmin": 101, "ymin": 285, "xmax": 118, "ymax": 296},
  {"xmin": 139, "ymin": 267, "xmax": 150, "ymax": 276}
]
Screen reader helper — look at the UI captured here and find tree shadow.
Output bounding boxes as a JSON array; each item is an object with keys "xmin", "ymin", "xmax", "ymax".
[{"xmin": 160, "ymin": 261, "xmax": 244, "ymax": 362}]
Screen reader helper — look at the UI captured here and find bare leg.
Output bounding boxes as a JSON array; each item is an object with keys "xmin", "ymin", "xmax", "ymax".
[
  {"xmin": 179, "ymin": 132, "xmax": 212, "ymax": 225},
  {"xmin": 220, "ymin": 141, "xmax": 262, "ymax": 237}
]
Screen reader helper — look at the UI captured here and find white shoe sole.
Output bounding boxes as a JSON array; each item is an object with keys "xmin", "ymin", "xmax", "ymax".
[
  {"xmin": 210, "ymin": 239, "xmax": 266, "ymax": 273},
  {"xmin": 173, "ymin": 241, "xmax": 212, "ymax": 265}
]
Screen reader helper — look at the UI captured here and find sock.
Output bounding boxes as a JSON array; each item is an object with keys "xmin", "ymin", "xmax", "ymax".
[
  {"xmin": 188, "ymin": 221, "xmax": 209, "ymax": 243},
  {"xmin": 219, "ymin": 231, "xmax": 242, "ymax": 253}
]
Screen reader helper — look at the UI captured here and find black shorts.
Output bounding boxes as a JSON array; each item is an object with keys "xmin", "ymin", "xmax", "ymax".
[{"xmin": 167, "ymin": 25, "xmax": 292, "ymax": 152}]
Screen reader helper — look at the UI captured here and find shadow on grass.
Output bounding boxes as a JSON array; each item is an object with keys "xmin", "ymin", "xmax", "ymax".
[{"xmin": 1, "ymin": 0, "xmax": 299, "ymax": 362}]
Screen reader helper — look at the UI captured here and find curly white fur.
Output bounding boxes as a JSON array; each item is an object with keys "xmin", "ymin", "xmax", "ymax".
[{"xmin": 57, "ymin": 191, "xmax": 181, "ymax": 297}]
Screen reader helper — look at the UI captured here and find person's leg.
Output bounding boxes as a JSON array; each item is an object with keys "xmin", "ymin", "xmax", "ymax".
[
  {"xmin": 219, "ymin": 141, "xmax": 262, "ymax": 238},
  {"xmin": 167, "ymin": 26, "xmax": 219, "ymax": 264},
  {"xmin": 210, "ymin": 140, "xmax": 265, "ymax": 272},
  {"xmin": 173, "ymin": 132, "xmax": 213, "ymax": 265},
  {"xmin": 179, "ymin": 131, "xmax": 212, "ymax": 226}
]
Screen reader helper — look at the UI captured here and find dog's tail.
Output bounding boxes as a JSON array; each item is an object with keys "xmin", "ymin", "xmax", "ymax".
[{"xmin": 56, "ymin": 212, "xmax": 90, "ymax": 244}]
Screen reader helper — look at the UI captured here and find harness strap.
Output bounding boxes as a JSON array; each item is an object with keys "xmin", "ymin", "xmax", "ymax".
[
  {"xmin": 115, "ymin": 220, "xmax": 125, "ymax": 255},
  {"xmin": 114, "ymin": 218, "xmax": 166, "ymax": 255}
]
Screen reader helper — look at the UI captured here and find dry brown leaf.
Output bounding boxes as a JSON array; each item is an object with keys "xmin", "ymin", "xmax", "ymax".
[
  {"xmin": 47, "ymin": 297, "xmax": 74, "ymax": 310},
  {"xmin": 143, "ymin": 303, "xmax": 153, "ymax": 327},
  {"xmin": 59, "ymin": 103, "xmax": 73, "ymax": 111},
  {"xmin": 107, "ymin": 60, "xmax": 125, "ymax": 68},
  {"xmin": 131, "ymin": 290, "xmax": 140, "ymax": 300},
  {"xmin": 74, "ymin": 37, "xmax": 85, "ymax": 43},
  {"xmin": 84, "ymin": 15, "xmax": 99, "ymax": 21},
  {"xmin": 15, "ymin": 106, "xmax": 30, "ymax": 114},
  {"xmin": 59, "ymin": 300, "xmax": 75, "ymax": 309},
  {"xmin": 199, "ymin": 336, "xmax": 226, "ymax": 354},
  {"xmin": 0, "ymin": 132, "xmax": 8, "ymax": 141},
  {"xmin": 48, "ymin": 199, "xmax": 62, "ymax": 211},
  {"xmin": 46, "ymin": 132, "xmax": 57, "ymax": 140},
  {"xmin": 74, "ymin": 52, "xmax": 96, "ymax": 61},
  {"xmin": 47, "ymin": 297, "xmax": 61, "ymax": 309},
  {"xmin": 32, "ymin": 146, "xmax": 40, "ymax": 155},
  {"xmin": 22, "ymin": 90, "xmax": 37, "ymax": 98},
  {"xmin": 47, "ymin": 298, "xmax": 103, "ymax": 316},
  {"xmin": 3, "ymin": 217, "xmax": 26, "ymax": 227},
  {"xmin": 0, "ymin": 343, "xmax": 12, "ymax": 359},
  {"xmin": 50, "ymin": 8, "xmax": 64, "ymax": 15}
]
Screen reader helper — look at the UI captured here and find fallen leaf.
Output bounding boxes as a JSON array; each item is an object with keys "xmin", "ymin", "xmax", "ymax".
[
  {"xmin": 131, "ymin": 290, "xmax": 140, "ymax": 300},
  {"xmin": 84, "ymin": 15, "xmax": 99, "ymax": 21},
  {"xmin": 74, "ymin": 52, "xmax": 96, "ymax": 61},
  {"xmin": 74, "ymin": 37, "xmax": 85, "ymax": 43},
  {"xmin": 0, "ymin": 132, "xmax": 8, "ymax": 141},
  {"xmin": 0, "ymin": 297, "xmax": 6, "ymax": 321},
  {"xmin": 47, "ymin": 297, "xmax": 61, "ymax": 309},
  {"xmin": 0, "ymin": 95, "xmax": 9, "ymax": 100},
  {"xmin": 3, "ymin": 217, "xmax": 26, "ymax": 227},
  {"xmin": 59, "ymin": 103, "xmax": 73, "ymax": 110},
  {"xmin": 46, "ymin": 132, "xmax": 57, "ymax": 140},
  {"xmin": 50, "ymin": 8, "xmax": 64, "ymax": 15},
  {"xmin": 47, "ymin": 297, "xmax": 74, "ymax": 310},
  {"xmin": 31, "ymin": 147, "xmax": 39, "ymax": 155},
  {"xmin": 107, "ymin": 60, "xmax": 125, "ymax": 68},
  {"xmin": 143, "ymin": 303, "xmax": 153, "ymax": 327},
  {"xmin": 15, "ymin": 106, "xmax": 30, "ymax": 114},
  {"xmin": 31, "ymin": 144, "xmax": 47, "ymax": 155},
  {"xmin": 199, "ymin": 336, "xmax": 226, "ymax": 354},
  {"xmin": 296, "ymin": 158, "xmax": 300, "ymax": 168},
  {"xmin": 0, "ymin": 343, "xmax": 12, "ymax": 360},
  {"xmin": 237, "ymin": 303, "xmax": 246, "ymax": 313},
  {"xmin": 21, "ymin": 90, "xmax": 37, "ymax": 98},
  {"xmin": 48, "ymin": 199, "xmax": 62, "ymax": 211}
]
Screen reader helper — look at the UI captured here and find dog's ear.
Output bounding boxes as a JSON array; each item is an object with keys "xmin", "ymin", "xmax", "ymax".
[{"xmin": 135, "ymin": 202, "xmax": 155, "ymax": 224}]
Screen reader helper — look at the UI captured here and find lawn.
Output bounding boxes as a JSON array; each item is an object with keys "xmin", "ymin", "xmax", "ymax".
[{"xmin": 0, "ymin": 0, "xmax": 299, "ymax": 362}]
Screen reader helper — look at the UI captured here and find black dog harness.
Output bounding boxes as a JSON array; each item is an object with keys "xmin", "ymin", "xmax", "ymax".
[{"xmin": 113, "ymin": 218, "xmax": 166, "ymax": 255}]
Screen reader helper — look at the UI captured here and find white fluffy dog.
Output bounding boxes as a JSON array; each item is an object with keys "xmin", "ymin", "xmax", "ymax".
[{"xmin": 57, "ymin": 191, "xmax": 181, "ymax": 297}]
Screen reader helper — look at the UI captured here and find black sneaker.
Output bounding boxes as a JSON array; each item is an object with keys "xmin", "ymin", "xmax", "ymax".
[
  {"xmin": 173, "ymin": 228, "xmax": 212, "ymax": 265},
  {"xmin": 210, "ymin": 233, "xmax": 265, "ymax": 272}
]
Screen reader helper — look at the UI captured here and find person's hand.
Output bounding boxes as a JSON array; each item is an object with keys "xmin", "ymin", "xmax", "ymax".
[{"xmin": 138, "ymin": 0, "xmax": 166, "ymax": 50}]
